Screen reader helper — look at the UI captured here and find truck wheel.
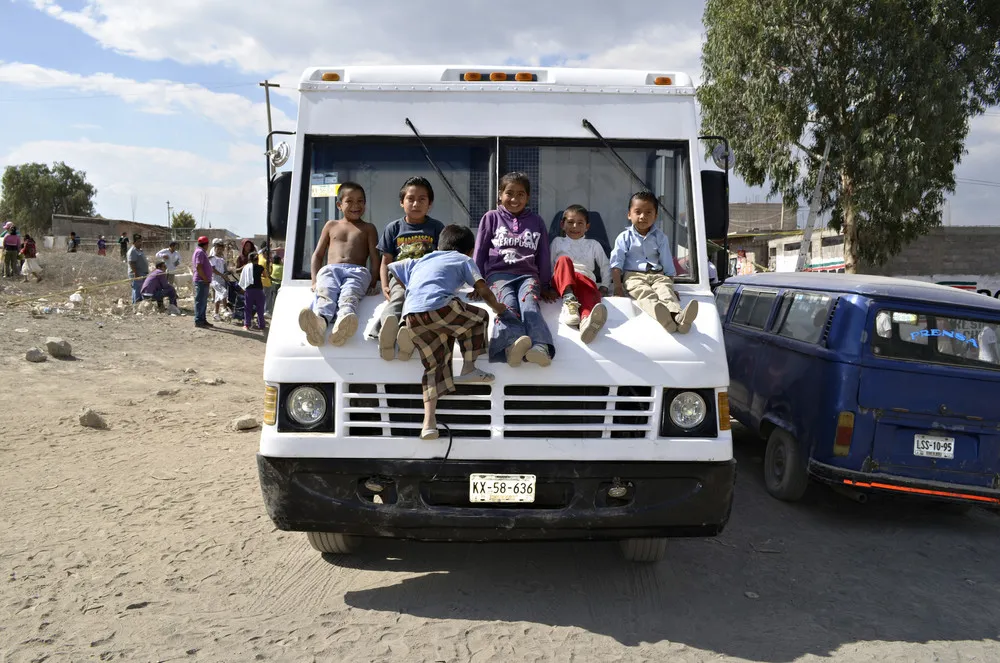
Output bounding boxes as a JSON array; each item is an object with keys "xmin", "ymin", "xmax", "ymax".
[
  {"xmin": 619, "ymin": 538, "xmax": 667, "ymax": 562},
  {"xmin": 764, "ymin": 428, "xmax": 809, "ymax": 502},
  {"xmin": 306, "ymin": 532, "xmax": 360, "ymax": 554}
]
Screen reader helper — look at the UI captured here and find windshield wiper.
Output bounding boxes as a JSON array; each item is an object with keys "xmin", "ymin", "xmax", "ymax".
[
  {"xmin": 582, "ymin": 118, "xmax": 674, "ymax": 221},
  {"xmin": 404, "ymin": 118, "xmax": 473, "ymax": 222}
]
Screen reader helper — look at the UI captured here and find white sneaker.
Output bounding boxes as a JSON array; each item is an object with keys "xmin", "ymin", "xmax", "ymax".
[
  {"xmin": 212, "ymin": 313, "xmax": 221, "ymax": 321},
  {"xmin": 298, "ymin": 308, "xmax": 328, "ymax": 347},
  {"xmin": 559, "ymin": 299, "xmax": 581, "ymax": 327},
  {"xmin": 525, "ymin": 344, "xmax": 552, "ymax": 367}
]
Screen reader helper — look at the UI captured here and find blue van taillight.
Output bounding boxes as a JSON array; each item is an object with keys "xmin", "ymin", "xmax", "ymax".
[
  {"xmin": 833, "ymin": 412, "xmax": 854, "ymax": 457},
  {"xmin": 660, "ymin": 389, "xmax": 719, "ymax": 438}
]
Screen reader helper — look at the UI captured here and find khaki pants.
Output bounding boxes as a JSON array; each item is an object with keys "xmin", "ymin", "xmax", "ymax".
[{"xmin": 624, "ymin": 271, "xmax": 682, "ymax": 319}]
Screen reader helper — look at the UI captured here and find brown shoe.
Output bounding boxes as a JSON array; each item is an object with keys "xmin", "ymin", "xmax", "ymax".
[
  {"xmin": 674, "ymin": 300, "xmax": 699, "ymax": 334},
  {"xmin": 506, "ymin": 335, "xmax": 532, "ymax": 367}
]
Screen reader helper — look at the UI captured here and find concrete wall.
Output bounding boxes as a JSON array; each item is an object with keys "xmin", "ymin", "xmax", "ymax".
[{"xmin": 861, "ymin": 227, "xmax": 1000, "ymax": 277}]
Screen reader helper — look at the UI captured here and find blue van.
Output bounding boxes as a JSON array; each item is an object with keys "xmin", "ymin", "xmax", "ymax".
[{"xmin": 716, "ymin": 272, "xmax": 1000, "ymax": 506}]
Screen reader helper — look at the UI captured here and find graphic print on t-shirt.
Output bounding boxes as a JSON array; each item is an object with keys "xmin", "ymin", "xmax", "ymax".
[
  {"xmin": 492, "ymin": 226, "xmax": 541, "ymax": 265},
  {"xmin": 395, "ymin": 233, "xmax": 437, "ymax": 261}
]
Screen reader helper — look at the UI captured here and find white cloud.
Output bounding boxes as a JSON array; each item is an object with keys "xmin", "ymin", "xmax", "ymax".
[
  {"xmin": 0, "ymin": 62, "xmax": 291, "ymax": 135},
  {"xmin": 2, "ymin": 139, "xmax": 265, "ymax": 235},
  {"xmin": 28, "ymin": 0, "xmax": 707, "ymax": 77}
]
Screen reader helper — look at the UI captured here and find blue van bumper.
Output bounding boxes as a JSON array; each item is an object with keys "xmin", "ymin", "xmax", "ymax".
[
  {"xmin": 257, "ymin": 455, "xmax": 736, "ymax": 541},
  {"xmin": 809, "ymin": 460, "xmax": 1000, "ymax": 506}
]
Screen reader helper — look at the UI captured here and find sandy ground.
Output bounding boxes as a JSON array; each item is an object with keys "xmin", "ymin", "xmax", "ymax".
[{"xmin": 2, "ymin": 291, "xmax": 1000, "ymax": 662}]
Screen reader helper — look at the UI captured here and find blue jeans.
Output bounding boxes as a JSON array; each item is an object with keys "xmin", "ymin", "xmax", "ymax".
[
  {"xmin": 130, "ymin": 276, "xmax": 143, "ymax": 304},
  {"xmin": 194, "ymin": 281, "xmax": 209, "ymax": 324},
  {"xmin": 487, "ymin": 273, "xmax": 555, "ymax": 363}
]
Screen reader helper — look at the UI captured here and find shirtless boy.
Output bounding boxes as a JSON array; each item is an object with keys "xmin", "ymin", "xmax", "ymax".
[{"xmin": 298, "ymin": 181, "xmax": 379, "ymax": 346}]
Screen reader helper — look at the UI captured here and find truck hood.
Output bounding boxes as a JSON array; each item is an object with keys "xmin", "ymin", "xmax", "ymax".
[{"xmin": 264, "ymin": 284, "xmax": 729, "ymax": 389}]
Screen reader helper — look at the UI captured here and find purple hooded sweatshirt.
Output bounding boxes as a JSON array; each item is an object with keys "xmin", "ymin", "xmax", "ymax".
[{"xmin": 473, "ymin": 206, "xmax": 552, "ymax": 284}]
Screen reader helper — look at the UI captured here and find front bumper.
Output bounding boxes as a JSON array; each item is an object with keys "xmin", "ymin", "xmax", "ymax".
[
  {"xmin": 257, "ymin": 455, "xmax": 737, "ymax": 541},
  {"xmin": 809, "ymin": 460, "xmax": 1000, "ymax": 506}
]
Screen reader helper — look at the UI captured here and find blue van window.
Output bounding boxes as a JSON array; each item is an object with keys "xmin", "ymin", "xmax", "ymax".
[
  {"xmin": 775, "ymin": 292, "xmax": 832, "ymax": 344},
  {"xmin": 872, "ymin": 309, "xmax": 1000, "ymax": 370},
  {"xmin": 715, "ymin": 285, "xmax": 737, "ymax": 319},
  {"xmin": 731, "ymin": 289, "xmax": 778, "ymax": 329}
]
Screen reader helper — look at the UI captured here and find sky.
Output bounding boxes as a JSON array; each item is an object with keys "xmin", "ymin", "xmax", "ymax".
[{"xmin": 1, "ymin": 0, "xmax": 999, "ymax": 237}]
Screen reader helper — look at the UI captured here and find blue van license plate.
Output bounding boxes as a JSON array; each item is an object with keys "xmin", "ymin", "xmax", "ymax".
[{"xmin": 914, "ymin": 434, "xmax": 955, "ymax": 460}]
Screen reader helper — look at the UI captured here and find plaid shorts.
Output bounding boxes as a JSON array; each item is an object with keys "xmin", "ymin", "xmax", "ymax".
[{"xmin": 406, "ymin": 299, "xmax": 489, "ymax": 402}]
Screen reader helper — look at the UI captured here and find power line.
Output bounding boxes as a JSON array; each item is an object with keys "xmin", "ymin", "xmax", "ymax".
[{"xmin": 956, "ymin": 177, "xmax": 1000, "ymax": 188}]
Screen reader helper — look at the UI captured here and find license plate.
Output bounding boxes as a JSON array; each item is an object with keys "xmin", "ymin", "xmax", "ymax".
[
  {"xmin": 469, "ymin": 473, "xmax": 536, "ymax": 503},
  {"xmin": 914, "ymin": 434, "xmax": 955, "ymax": 459}
]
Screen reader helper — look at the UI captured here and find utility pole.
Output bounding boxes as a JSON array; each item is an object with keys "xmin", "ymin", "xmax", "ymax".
[
  {"xmin": 166, "ymin": 200, "xmax": 173, "ymax": 228},
  {"xmin": 794, "ymin": 140, "xmax": 832, "ymax": 272},
  {"xmin": 259, "ymin": 80, "xmax": 281, "ymax": 177}
]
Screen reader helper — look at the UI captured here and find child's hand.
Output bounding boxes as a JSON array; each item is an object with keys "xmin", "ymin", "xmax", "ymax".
[
  {"xmin": 367, "ymin": 282, "xmax": 379, "ymax": 296},
  {"xmin": 614, "ymin": 284, "xmax": 625, "ymax": 297},
  {"xmin": 310, "ymin": 281, "xmax": 316, "ymax": 293},
  {"xmin": 490, "ymin": 302, "xmax": 508, "ymax": 318},
  {"xmin": 540, "ymin": 286, "xmax": 559, "ymax": 303},
  {"xmin": 467, "ymin": 290, "xmax": 482, "ymax": 302},
  {"xmin": 599, "ymin": 286, "xmax": 610, "ymax": 296},
  {"xmin": 381, "ymin": 283, "xmax": 391, "ymax": 300}
]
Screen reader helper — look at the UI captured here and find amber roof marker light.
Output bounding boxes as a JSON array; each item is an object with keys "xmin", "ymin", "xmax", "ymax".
[{"xmin": 321, "ymin": 72, "xmax": 341, "ymax": 81}]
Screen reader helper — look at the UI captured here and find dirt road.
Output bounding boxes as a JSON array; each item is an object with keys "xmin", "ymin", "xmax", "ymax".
[{"xmin": 1, "ymin": 307, "xmax": 998, "ymax": 662}]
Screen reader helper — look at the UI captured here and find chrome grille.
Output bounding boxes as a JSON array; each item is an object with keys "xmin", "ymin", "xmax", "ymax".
[
  {"xmin": 343, "ymin": 383, "xmax": 492, "ymax": 438},
  {"xmin": 502, "ymin": 385, "xmax": 655, "ymax": 439}
]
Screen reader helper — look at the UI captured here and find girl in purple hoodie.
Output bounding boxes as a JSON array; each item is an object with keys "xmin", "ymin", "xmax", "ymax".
[{"xmin": 473, "ymin": 172, "xmax": 558, "ymax": 366}]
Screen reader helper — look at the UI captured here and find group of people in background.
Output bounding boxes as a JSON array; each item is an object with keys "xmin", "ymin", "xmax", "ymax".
[{"xmin": 1, "ymin": 222, "xmax": 42, "ymax": 282}]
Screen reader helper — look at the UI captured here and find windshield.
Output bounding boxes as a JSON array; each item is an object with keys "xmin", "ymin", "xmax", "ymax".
[
  {"xmin": 294, "ymin": 137, "xmax": 699, "ymax": 282},
  {"xmin": 873, "ymin": 309, "xmax": 1000, "ymax": 371}
]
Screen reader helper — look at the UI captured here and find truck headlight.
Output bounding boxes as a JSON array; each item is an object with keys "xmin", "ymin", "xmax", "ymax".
[
  {"xmin": 287, "ymin": 386, "xmax": 327, "ymax": 428},
  {"xmin": 669, "ymin": 391, "xmax": 707, "ymax": 429}
]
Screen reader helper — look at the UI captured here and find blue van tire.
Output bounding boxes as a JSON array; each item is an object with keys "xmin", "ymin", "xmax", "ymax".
[
  {"xmin": 764, "ymin": 429, "xmax": 809, "ymax": 502},
  {"xmin": 306, "ymin": 532, "xmax": 361, "ymax": 554},
  {"xmin": 620, "ymin": 538, "xmax": 668, "ymax": 562}
]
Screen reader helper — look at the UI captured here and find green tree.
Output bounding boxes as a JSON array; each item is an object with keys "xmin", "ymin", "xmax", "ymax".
[
  {"xmin": 698, "ymin": 0, "xmax": 1000, "ymax": 271},
  {"xmin": 171, "ymin": 210, "xmax": 196, "ymax": 229},
  {"xmin": 0, "ymin": 162, "xmax": 97, "ymax": 235}
]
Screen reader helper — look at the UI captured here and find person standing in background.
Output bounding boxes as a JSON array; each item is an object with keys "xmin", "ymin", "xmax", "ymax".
[
  {"xmin": 118, "ymin": 232, "xmax": 129, "ymax": 262},
  {"xmin": 192, "ymin": 235, "xmax": 214, "ymax": 329},
  {"xmin": 156, "ymin": 241, "xmax": 182, "ymax": 286},
  {"xmin": 126, "ymin": 234, "xmax": 149, "ymax": 304},
  {"xmin": 97, "ymin": 235, "xmax": 107, "ymax": 256}
]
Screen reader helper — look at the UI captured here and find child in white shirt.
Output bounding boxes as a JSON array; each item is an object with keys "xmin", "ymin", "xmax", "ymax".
[{"xmin": 550, "ymin": 205, "xmax": 612, "ymax": 343}]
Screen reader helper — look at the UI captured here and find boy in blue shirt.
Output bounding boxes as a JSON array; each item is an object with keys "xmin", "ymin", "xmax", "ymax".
[
  {"xmin": 374, "ymin": 177, "xmax": 445, "ymax": 361},
  {"xmin": 389, "ymin": 224, "xmax": 509, "ymax": 440},
  {"xmin": 610, "ymin": 191, "xmax": 698, "ymax": 333}
]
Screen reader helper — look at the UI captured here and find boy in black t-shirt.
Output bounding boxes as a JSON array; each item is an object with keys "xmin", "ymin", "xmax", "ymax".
[{"xmin": 372, "ymin": 176, "xmax": 444, "ymax": 361}]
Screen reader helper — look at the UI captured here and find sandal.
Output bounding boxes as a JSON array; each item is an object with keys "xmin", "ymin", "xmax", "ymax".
[
  {"xmin": 420, "ymin": 428, "xmax": 440, "ymax": 441},
  {"xmin": 455, "ymin": 367, "xmax": 495, "ymax": 383}
]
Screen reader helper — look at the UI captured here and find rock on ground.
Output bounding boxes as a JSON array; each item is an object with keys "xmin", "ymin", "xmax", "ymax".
[
  {"xmin": 231, "ymin": 415, "xmax": 259, "ymax": 431},
  {"xmin": 25, "ymin": 348, "xmax": 47, "ymax": 363},
  {"xmin": 79, "ymin": 408, "xmax": 108, "ymax": 430},
  {"xmin": 45, "ymin": 337, "xmax": 72, "ymax": 358}
]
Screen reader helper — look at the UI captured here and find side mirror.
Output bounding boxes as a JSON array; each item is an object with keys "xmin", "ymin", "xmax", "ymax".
[
  {"xmin": 701, "ymin": 170, "xmax": 728, "ymax": 242},
  {"xmin": 267, "ymin": 171, "xmax": 292, "ymax": 241}
]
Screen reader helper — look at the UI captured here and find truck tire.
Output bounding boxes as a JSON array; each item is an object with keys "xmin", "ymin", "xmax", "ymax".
[
  {"xmin": 764, "ymin": 428, "xmax": 809, "ymax": 502},
  {"xmin": 619, "ymin": 538, "xmax": 667, "ymax": 562},
  {"xmin": 306, "ymin": 532, "xmax": 360, "ymax": 554}
]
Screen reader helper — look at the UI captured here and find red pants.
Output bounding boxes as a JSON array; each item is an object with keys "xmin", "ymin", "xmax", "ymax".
[{"xmin": 552, "ymin": 255, "xmax": 602, "ymax": 319}]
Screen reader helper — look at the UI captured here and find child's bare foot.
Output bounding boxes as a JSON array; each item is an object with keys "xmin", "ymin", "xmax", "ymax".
[
  {"xmin": 378, "ymin": 315, "xmax": 398, "ymax": 361},
  {"xmin": 329, "ymin": 312, "xmax": 358, "ymax": 346},
  {"xmin": 525, "ymin": 344, "xmax": 552, "ymax": 367},
  {"xmin": 506, "ymin": 335, "xmax": 532, "ymax": 367},
  {"xmin": 580, "ymin": 302, "xmax": 607, "ymax": 344},
  {"xmin": 674, "ymin": 300, "xmax": 699, "ymax": 334},
  {"xmin": 298, "ymin": 308, "xmax": 327, "ymax": 347},
  {"xmin": 396, "ymin": 326, "xmax": 416, "ymax": 361},
  {"xmin": 455, "ymin": 367, "xmax": 495, "ymax": 383}
]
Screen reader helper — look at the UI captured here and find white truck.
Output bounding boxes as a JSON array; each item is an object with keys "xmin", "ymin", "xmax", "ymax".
[{"xmin": 257, "ymin": 65, "xmax": 735, "ymax": 562}]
